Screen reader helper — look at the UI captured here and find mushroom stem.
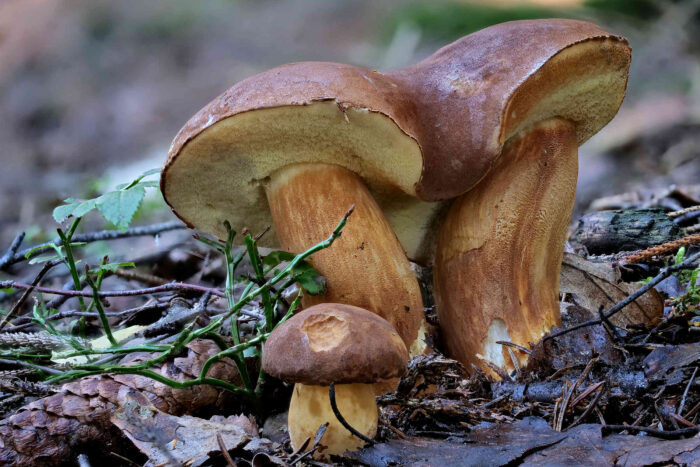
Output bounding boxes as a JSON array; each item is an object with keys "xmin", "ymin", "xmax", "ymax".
[
  {"xmin": 288, "ymin": 382, "xmax": 377, "ymax": 458},
  {"xmin": 266, "ymin": 163, "xmax": 426, "ymax": 355},
  {"xmin": 434, "ymin": 118, "xmax": 578, "ymax": 374}
]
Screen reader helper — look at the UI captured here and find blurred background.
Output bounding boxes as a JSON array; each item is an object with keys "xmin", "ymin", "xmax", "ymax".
[{"xmin": 0, "ymin": 0, "xmax": 699, "ymax": 247}]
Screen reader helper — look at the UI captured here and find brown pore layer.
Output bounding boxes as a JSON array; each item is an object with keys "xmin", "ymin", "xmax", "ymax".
[
  {"xmin": 266, "ymin": 163, "xmax": 426, "ymax": 354},
  {"xmin": 262, "ymin": 304, "xmax": 409, "ymax": 385},
  {"xmin": 434, "ymin": 118, "xmax": 578, "ymax": 371}
]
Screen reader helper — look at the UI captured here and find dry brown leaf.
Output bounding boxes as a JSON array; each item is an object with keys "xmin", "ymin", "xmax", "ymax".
[
  {"xmin": 559, "ymin": 253, "xmax": 663, "ymax": 327},
  {"xmin": 111, "ymin": 392, "xmax": 257, "ymax": 466}
]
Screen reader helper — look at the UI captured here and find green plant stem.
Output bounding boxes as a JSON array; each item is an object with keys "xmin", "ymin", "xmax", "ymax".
[
  {"xmin": 84, "ymin": 272, "xmax": 117, "ymax": 347},
  {"xmin": 85, "ymin": 256, "xmax": 108, "ymax": 314},
  {"xmin": 192, "ymin": 207, "xmax": 352, "ymax": 341},
  {"xmin": 244, "ymin": 234, "xmax": 274, "ymax": 332},
  {"xmin": 57, "ymin": 218, "xmax": 86, "ymax": 316},
  {"xmin": 56, "ymin": 344, "xmax": 170, "ymax": 358}
]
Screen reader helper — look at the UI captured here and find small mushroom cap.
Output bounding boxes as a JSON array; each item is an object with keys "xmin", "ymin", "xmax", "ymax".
[{"xmin": 262, "ymin": 303, "xmax": 409, "ymax": 385}]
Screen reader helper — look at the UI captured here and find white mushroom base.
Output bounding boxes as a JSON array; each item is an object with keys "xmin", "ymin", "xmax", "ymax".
[{"xmin": 288, "ymin": 382, "xmax": 377, "ymax": 459}]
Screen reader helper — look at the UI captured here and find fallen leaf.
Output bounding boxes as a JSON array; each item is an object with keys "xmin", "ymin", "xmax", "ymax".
[
  {"xmin": 111, "ymin": 392, "xmax": 257, "ymax": 466},
  {"xmin": 559, "ymin": 253, "xmax": 663, "ymax": 327},
  {"xmin": 349, "ymin": 417, "xmax": 700, "ymax": 466},
  {"xmin": 643, "ymin": 342, "xmax": 700, "ymax": 383}
]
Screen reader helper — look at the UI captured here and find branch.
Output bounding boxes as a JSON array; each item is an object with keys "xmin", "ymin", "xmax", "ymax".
[
  {"xmin": 545, "ymin": 250, "xmax": 700, "ymax": 342},
  {"xmin": 0, "ymin": 221, "xmax": 185, "ymax": 270},
  {"xmin": 0, "ymin": 259, "xmax": 61, "ymax": 331},
  {"xmin": 0, "ymin": 232, "xmax": 25, "ymax": 269},
  {"xmin": 0, "ymin": 280, "xmax": 225, "ymax": 299}
]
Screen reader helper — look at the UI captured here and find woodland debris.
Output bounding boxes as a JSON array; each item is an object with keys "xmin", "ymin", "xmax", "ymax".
[
  {"xmin": 111, "ymin": 391, "xmax": 257, "ymax": 466},
  {"xmin": 621, "ymin": 233, "xmax": 700, "ymax": 264},
  {"xmin": 528, "ymin": 303, "xmax": 623, "ymax": 372},
  {"xmin": 0, "ymin": 332, "xmax": 88, "ymax": 351},
  {"xmin": 569, "ymin": 208, "xmax": 682, "ymax": 255},
  {"xmin": 0, "ymin": 340, "xmax": 241, "ymax": 466},
  {"xmin": 643, "ymin": 342, "xmax": 700, "ymax": 383},
  {"xmin": 348, "ymin": 417, "xmax": 700, "ymax": 466},
  {"xmin": 559, "ymin": 254, "xmax": 663, "ymax": 328}
]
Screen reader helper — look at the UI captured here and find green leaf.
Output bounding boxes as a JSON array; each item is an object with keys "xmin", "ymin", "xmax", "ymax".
[
  {"xmin": 0, "ymin": 288, "xmax": 14, "ymax": 294},
  {"xmin": 263, "ymin": 251, "xmax": 326, "ymax": 295},
  {"xmin": 262, "ymin": 251, "xmax": 295, "ymax": 272},
  {"xmin": 96, "ymin": 185, "xmax": 146, "ymax": 231},
  {"xmin": 29, "ymin": 254, "xmax": 62, "ymax": 264},
  {"xmin": 675, "ymin": 247, "xmax": 686, "ymax": 265},
  {"xmin": 25, "ymin": 243, "xmax": 60, "ymax": 259},
  {"xmin": 242, "ymin": 346, "xmax": 260, "ymax": 359},
  {"xmin": 53, "ymin": 199, "xmax": 97, "ymax": 223},
  {"xmin": 117, "ymin": 168, "xmax": 160, "ymax": 190},
  {"xmin": 290, "ymin": 261, "xmax": 326, "ymax": 295}
]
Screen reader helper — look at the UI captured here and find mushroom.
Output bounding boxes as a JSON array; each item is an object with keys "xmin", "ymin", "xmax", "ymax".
[
  {"xmin": 161, "ymin": 18, "xmax": 631, "ymax": 373},
  {"xmin": 387, "ymin": 19, "xmax": 631, "ymax": 372},
  {"xmin": 262, "ymin": 303, "xmax": 408, "ymax": 458},
  {"xmin": 161, "ymin": 62, "xmax": 429, "ymax": 356}
]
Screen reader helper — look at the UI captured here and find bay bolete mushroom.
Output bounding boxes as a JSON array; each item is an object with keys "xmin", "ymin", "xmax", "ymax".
[
  {"xmin": 161, "ymin": 18, "xmax": 631, "ymax": 374},
  {"xmin": 262, "ymin": 303, "xmax": 408, "ymax": 458},
  {"xmin": 161, "ymin": 62, "xmax": 428, "ymax": 356},
  {"xmin": 387, "ymin": 19, "xmax": 631, "ymax": 372}
]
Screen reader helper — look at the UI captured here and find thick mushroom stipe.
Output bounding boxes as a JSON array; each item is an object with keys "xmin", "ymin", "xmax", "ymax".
[
  {"xmin": 434, "ymin": 118, "xmax": 578, "ymax": 372},
  {"xmin": 266, "ymin": 163, "xmax": 426, "ymax": 355},
  {"xmin": 288, "ymin": 383, "xmax": 377, "ymax": 458}
]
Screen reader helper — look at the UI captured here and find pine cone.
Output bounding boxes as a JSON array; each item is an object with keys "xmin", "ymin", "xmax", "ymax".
[{"xmin": 0, "ymin": 340, "xmax": 242, "ymax": 466}]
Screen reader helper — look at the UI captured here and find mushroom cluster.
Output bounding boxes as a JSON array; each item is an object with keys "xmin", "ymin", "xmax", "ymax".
[{"xmin": 161, "ymin": 19, "xmax": 631, "ymax": 373}]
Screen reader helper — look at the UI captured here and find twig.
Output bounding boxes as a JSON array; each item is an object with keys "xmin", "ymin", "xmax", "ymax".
[
  {"xmin": 113, "ymin": 268, "xmax": 169, "ymax": 286},
  {"xmin": 328, "ymin": 383, "xmax": 374, "ymax": 445},
  {"xmin": 0, "ymin": 221, "xmax": 185, "ymax": 270},
  {"xmin": 216, "ymin": 433, "xmax": 237, "ymax": 467},
  {"xmin": 0, "ymin": 280, "xmax": 226, "ymax": 299},
  {"xmin": 679, "ymin": 367, "xmax": 697, "ymax": 416},
  {"xmin": 621, "ymin": 234, "xmax": 700, "ymax": 264},
  {"xmin": 0, "ymin": 358, "xmax": 63, "ymax": 375},
  {"xmin": 5, "ymin": 301, "xmax": 168, "ymax": 328},
  {"xmin": 496, "ymin": 340, "xmax": 532, "ymax": 355},
  {"xmin": 0, "ymin": 232, "xmax": 25, "ymax": 270},
  {"xmin": 668, "ymin": 205, "xmax": 700, "ymax": 218},
  {"xmin": 0, "ymin": 259, "xmax": 61, "ymax": 330},
  {"xmin": 545, "ymin": 250, "xmax": 700, "ymax": 342},
  {"xmin": 601, "ymin": 425, "xmax": 699, "ymax": 439},
  {"xmin": 670, "ymin": 413, "xmax": 697, "ymax": 428},
  {"xmin": 566, "ymin": 383, "xmax": 605, "ymax": 430}
]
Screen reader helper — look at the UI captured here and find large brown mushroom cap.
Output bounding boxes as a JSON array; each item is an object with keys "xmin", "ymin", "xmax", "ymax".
[
  {"xmin": 161, "ymin": 19, "xmax": 630, "ymax": 260},
  {"xmin": 389, "ymin": 18, "xmax": 631, "ymax": 201},
  {"xmin": 262, "ymin": 303, "xmax": 409, "ymax": 385},
  {"xmin": 161, "ymin": 61, "xmax": 433, "ymax": 258}
]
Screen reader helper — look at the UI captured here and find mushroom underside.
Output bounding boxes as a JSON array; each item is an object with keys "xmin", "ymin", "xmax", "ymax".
[{"xmin": 163, "ymin": 101, "xmax": 441, "ymax": 261}]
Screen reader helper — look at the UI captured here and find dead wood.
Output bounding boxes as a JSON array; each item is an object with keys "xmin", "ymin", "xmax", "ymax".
[{"xmin": 569, "ymin": 208, "xmax": 682, "ymax": 255}]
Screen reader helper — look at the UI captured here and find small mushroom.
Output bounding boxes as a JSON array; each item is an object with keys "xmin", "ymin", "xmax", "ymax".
[{"xmin": 262, "ymin": 303, "xmax": 408, "ymax": 458}]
